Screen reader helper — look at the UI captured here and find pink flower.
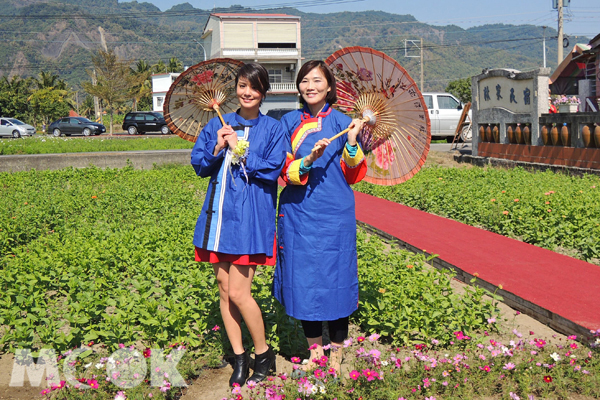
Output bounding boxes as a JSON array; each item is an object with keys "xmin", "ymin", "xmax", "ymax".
[
  {"xmin": 487, "ymin": 318, "xmax": 496, "ymax": 324},
  {"xmin": 143, "ymin": 348, "xmax": 151, "ymax": 358},
  {"xmin": 570, "ymin": 343, "xmax": 578, "ymax": 349},
  {"xmin": 308, "ymin": 343, "xmax": 318, "ymax": 350},
  {"xmin": 503, "ymin": 363, "xmax": 516, "ymax": 370},
  {"xmin": 212, "ymin": 325, "xmax": 220, "ymax": 331},
  {"xmin": 349, "ymin": 370, "xmax": 360, "ymax": 380},
  {"xmin": 291, "ymin": 357, "xmax": 301, "ymax": 363},
  {"xmin": 368, "ymin": 333, "xmax": 381, "ymax": 342},
  {"xmin": 87, "ymin": 379, "xmax": 98, "ymax": 389},
  {"xmin": 118, "ymin": 343, "xmax": 125, "ymax": 349},
  {"xmin": 568, "ymin": 335, "xmax": 577, "ymax": 340},
  {"xmin": 314, "ymin": 369, "xmax": 323, "ymax": 379}
]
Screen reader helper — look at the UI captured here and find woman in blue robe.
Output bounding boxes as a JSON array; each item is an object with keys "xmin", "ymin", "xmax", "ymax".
[
  {"xmin": 191, "ymin": 63, "xmax": 286, "ymax": 387},
  {"xmin": 273, "ymin": 60, "xmax": 367, "ymax": 374}
]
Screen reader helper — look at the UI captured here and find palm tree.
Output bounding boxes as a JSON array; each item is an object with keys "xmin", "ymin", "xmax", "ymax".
[
  {"xmin": 167, "ymin": 57, "xmax": 184, "ymax": 73},
  {"xmin": 152, "ymin": 60, "xmax": 167, "ymax": 74}
]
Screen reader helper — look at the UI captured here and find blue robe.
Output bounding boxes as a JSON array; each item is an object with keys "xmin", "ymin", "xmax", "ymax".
[
  {"xmin": 191, "ymin": 111, "xmax": 286, "ymax": 256},
  {"xmin": 273, "ymin": 105, "xmax": 367, "ymax": 321}
]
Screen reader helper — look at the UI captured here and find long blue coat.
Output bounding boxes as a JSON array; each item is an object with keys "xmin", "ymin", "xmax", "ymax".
[
  {"xmin": 191, "ymin": 111, "xmax": 286, "ymax": 256},
  {"xmin": 273, "ymin": 105, "xmax": 367, "ymax": 321}
]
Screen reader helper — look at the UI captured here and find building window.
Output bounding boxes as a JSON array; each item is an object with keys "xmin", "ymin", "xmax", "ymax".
[
  {"xmin": 268, "ymin": 69, "xmax": 282, "ymax": 83},
  {"xmin": 157, "ymin": 97, "xmax": 164, "ymax": 108}
]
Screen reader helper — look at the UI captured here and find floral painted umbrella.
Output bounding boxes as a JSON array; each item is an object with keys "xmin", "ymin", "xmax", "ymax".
[
  {"xmin": 164, "ymin": 58, "xmax": 245, "ymax": 142},
  {"xmin": 325, "ymin": 46, "xmax": 431, "ymax": 185}
]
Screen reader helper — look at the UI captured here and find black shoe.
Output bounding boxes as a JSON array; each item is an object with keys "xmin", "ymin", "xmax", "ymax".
[
  {"xmin": 229, "ymin": 351, "xmax": 250, "ymax": 387},
  {"xmin": 248, "ymin": 346, "xmax": 276, "ymax": 384}
]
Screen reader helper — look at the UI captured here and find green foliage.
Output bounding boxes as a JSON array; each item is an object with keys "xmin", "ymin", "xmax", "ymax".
[
  {"xmin": 0, "ymin": 136, "xmax": 193, "ymax": 155},
  {"xmin": 446, "ymin": 77, "xmax": 472, "ymax": 103},
  {"xmin": 0, "ymin": 165, "xmax": 504, "ymax": 357},
  {"xmin": 355, "ymin": 166, "xmax": 600, "ymax": 262}
]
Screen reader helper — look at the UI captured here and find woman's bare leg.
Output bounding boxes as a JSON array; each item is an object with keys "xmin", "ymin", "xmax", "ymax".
[
  {"xmin": 227, "ymin": 264, "xmax": 268, "ymax": 354},
  {"xmin": 213, "ymin": 262, "xmax": 245, "ymax": 355}
]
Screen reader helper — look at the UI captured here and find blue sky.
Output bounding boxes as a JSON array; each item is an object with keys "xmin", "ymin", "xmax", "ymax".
[{"xmin": 132, "ymin": 0, "xmax": 599, "ymax": 39}]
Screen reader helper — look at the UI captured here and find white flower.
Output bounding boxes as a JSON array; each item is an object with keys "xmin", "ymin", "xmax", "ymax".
[
  {"xmin": 301, "ymin": 359, "xmax": 309, "ymax": 365},
  {"xmin": 96, "ymin": 363, "xmax": 104, "ymax": 369},
  {"xmin": 381, "ymin": 361, "xmax": 388, "ymax": 366},
  {"xmin": 84, "ymin": 363, "xmax": 92, "ymax": 369},
  {"xmin": 318, "ymin": 385, "xmax": 326, "ymax": 394},
  {"xmin": 550, "ymin": 353, "xmax": 561, "ymax": 362}
]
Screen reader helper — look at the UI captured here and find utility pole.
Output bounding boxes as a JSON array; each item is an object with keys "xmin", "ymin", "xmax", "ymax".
[
  {"xmin": 542, "ymin": 26, "xmax": 547, "ymax": 68},
  {"xmin": 420, "ymin": 38, "xmax": 424, "ymax": 91},
  {"xmin": 557, "ymin": 0, "xmax": 564, "ymax": 63}
]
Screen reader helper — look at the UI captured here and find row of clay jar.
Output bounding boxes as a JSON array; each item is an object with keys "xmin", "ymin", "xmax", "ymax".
[{"xmin": 479, "ymin": 124, "xmax": 600, "ymax": 148}]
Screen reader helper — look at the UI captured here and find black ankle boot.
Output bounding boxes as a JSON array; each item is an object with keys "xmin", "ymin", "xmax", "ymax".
[
  {"xmin": 248, "ymin": 346, "xmax": 276, "ymax": 383},
  {"xmin": 229, "ymin": 351, "xmax": 249, "ymax": 387}
]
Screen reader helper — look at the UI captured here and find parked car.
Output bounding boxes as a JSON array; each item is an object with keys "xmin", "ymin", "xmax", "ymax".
[
  {"xmin": 122, "ymin": 111, "xmax": 170, "ymax": 135},
  {"xmin": 49, "ymin": 117, "xmax": 106, "ymax": 137},
  {"xmin": 266, "ymin": 108, "xmax": 296, "ymax": 121},
  {"xmin": 422, "ymin": 92, "xmax": 472, "ymax": 142},
  {"xmin": 0, "ymin": 117, "xmax": 36, "ymax": 138}
]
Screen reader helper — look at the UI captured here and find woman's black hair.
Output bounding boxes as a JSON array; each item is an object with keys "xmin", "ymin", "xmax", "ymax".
[
  {"xmin": 235, "ymin": 62, "xmax": 270, "ymax": 101},
  {"xmin": 296, "ymin": 60, "xmax": 337, "ymax": 105}
]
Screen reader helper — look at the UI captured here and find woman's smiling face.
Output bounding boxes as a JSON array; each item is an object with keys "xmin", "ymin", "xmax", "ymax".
[
  {"xmin": 299, "ymin": 67, "xmax": 331, "ymax": 114},
  {"xmin": 236, "ymin": 77, "xmax": 263, "ymax": 112}
]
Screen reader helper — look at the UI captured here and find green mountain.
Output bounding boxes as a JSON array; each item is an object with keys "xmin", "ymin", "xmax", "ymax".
[{"xmin": 0, "ymin": 0, "xmax": 586, "ymax": 92}]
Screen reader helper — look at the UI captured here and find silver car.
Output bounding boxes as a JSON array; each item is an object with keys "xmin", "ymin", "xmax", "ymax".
[{"xmin": 0, "ymin": 117, "xmax": 36, "ymax": 138}]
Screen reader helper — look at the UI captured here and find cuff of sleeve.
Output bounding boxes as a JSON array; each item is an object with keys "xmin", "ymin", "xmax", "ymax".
[
  {"xmin": 299, "ymin": 157, "xmax": 312, "ymax": 175},
  {"xmin": 286, "ymin": 159, "xmax": 309, "ymax": 185},
  {"xmin": 345, "ymin": 142, "xmax": 358, "ymax": 158},
  {"xmin": 342, "ymin": 143, "xmax": 365, "ymax": 168}
]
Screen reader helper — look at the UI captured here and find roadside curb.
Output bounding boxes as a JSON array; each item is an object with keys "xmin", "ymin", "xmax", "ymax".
[
  {"xmin": 455, "ymin": 153, "xmax": 600, "ymax": 177},
  {"xmin": 0, "ymin": 149, "xmax": 191, "ymax": 173}
]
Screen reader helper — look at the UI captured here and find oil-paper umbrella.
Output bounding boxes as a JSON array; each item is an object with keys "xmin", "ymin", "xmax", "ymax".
[
  {"xmin": 325, "ymin": 46, "xmax": 431, "ymax": 185},
  {"xmin": 164, "ymin": 58, "xmax": 245, "ymax": 142}
]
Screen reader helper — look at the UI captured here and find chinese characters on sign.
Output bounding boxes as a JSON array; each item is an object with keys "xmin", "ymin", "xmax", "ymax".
[{"xmin": 482, "ymin": 85, "xmax": 532, "ymax": 105}]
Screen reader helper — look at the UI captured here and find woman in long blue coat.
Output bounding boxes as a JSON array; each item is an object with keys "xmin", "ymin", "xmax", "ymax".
[
  {"xmin": 191, "ymin": 63, "xmax": 286, "ymax": 387},
  {"xmin": 273, "ymin": 60, "xmax": 367, "ymax": 373}
]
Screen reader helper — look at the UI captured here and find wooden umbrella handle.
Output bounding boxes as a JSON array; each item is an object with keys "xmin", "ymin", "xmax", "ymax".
[
  {"xmin": 213, "ymin": 104, "xmax": 226, "ymax": 125},
  {"xmin": 327, "ymin": 116, "xmax": 371, "ymax": 141}
]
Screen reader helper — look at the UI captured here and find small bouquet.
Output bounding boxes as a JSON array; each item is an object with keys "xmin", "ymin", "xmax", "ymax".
[
  {"xmin": 553, "ymin": 95, "xmax": 580, "ymax": 105},
  {"xmin": 231, "ymin": 139, "xmax": 249, "ymax": 165}
]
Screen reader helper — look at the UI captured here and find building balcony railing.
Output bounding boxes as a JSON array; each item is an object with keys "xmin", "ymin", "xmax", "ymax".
[
  {"xmin": 221, "ymin": 48, "xmax": 300, "ymax": 58},
  {"xmin": 269, "ymin": 82, "xmax": 297, "ymax": 93}
]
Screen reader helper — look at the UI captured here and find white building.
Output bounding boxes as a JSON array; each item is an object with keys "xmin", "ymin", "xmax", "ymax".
[
  {"xmin": 152, "ymin": 13, "xmax": 302, "ymax": 114},
  {"xmin": 152, "ymin": 73, "xmax": 180, "ymax": 114},
  {"xmin": 201, "ymin": 13, "xmax": 301, "ymax": 113}
]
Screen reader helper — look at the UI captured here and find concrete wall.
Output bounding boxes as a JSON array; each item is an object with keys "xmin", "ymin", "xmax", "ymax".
[
  {"xmin": 0, "ymin": 150, "xmax": 192, "ymax": 173},
  {"xmin": 472, "ymin": 68, "xmax": 551, "ymax": 155}
]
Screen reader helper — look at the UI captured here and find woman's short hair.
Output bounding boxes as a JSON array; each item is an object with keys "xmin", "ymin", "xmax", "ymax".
[
  {"xmin": 236, "ymin": 62, "xmax": 271, "ymax": 100},
  {"xmin": 296, "ymin": 60, "xmax": 337, "ymax": 105}
]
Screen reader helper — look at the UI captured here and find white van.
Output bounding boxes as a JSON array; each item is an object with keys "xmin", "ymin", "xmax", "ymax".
[{"xmin": 422, "ymin": 93, "xmax": 471, "ymax": 142}]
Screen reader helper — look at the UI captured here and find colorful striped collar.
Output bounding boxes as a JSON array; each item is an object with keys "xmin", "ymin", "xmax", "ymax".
[{"xmin": 301, "ymin": 103, "xmax": 333, "ymax": 120}]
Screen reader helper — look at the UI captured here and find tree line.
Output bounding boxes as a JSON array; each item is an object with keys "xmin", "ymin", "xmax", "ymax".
[{"xmin": 0, "ymin": 50, "xmax": 185, "ymax": 134}]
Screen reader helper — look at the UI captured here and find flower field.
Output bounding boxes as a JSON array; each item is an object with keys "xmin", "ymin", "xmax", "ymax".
[
  {"xmin": 0, "ymin": 136, "xmax": 193, "ymax": 155},
  {"xmin": 355, "ymin": 166, "xmax": 600, "ymax": 263},
  {"xmin": 1, "ymin": 164, "xmax": 502, "ymax": 399}
]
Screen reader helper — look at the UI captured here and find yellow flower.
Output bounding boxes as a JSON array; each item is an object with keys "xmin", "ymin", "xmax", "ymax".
[{"xmin": 378, "ymin": 288, "xmax": 386, "ymax": 294}]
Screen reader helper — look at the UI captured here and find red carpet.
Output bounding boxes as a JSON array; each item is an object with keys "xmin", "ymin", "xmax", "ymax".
[{"xmin": 354, "ymin": 191, "xmax": 600, "ymax": 333}]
